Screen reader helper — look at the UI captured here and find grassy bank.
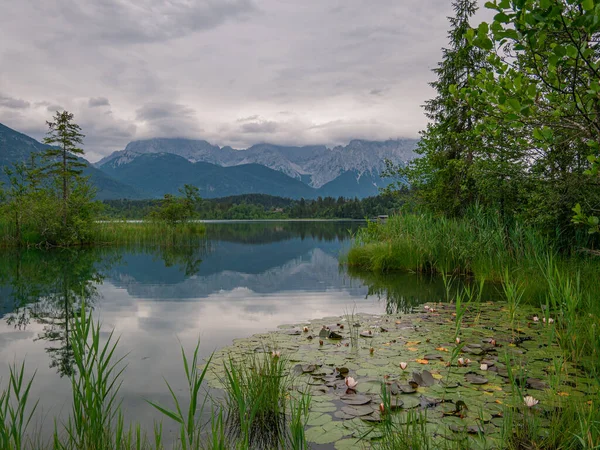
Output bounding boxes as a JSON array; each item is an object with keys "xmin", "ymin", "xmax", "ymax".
[
  {"xmin": 346, "ymin": 209, "xmax": 600, "ymax": 303},
  {"xmin": 94, "ymin": 221, "xmax": 206, "ymax": 247},
  {"xmin": 0, "ymin": 220, "xmax": 206, "ymax": 248}
]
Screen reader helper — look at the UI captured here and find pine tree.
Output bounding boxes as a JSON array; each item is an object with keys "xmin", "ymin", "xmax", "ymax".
[
  {"xmin": 42, "ymin": 111, "xmax": 87, "ymax": 227},
  {"xmin": 406, "ymin": 0, "xmax": 489, "ymax": 215}
]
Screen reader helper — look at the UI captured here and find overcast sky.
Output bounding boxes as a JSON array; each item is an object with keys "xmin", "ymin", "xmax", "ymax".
[{"xmin": 0, "ymin": 0, "xmax": 487, "ymax": 162}]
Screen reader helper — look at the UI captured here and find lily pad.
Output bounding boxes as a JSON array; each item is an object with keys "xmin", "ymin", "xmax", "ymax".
[
  {"xmin": 339, "ymin": 394, "xmax": 372, "ymax": 405},
  {"xmin": 465, "ymin": 374, "xmax": 489, "ymax": 385},
  {"xmin": 341, "ymin": 405, "xmax": 375, "ymax": 417}
]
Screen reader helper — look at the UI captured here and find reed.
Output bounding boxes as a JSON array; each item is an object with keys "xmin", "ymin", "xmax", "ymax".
[
  {"xmin": 93, "ymin": 221, "xmax": 206, "ymax": 247},
  {"xmin": 221, "ymin": 352, "xmax": 291, "ymax": 449},
  {"xmin": 147, "ymin": 342, "xmax": 213, "ymax": 450}
]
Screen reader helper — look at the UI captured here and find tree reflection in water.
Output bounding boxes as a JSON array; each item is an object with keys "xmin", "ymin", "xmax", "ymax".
[{"xmin": 1, "ymin": 242, "xmax": 207, "ymax": 377}]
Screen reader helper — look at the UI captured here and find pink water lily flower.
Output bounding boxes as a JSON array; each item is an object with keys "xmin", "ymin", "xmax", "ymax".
[
  {"xmin": 455, "ymin": 337, "xmax": 461, "ymax": 344},
  {"xmin": 524, "ymin": 395, "xmax": 539, "ymax": 408},
  {"xmin": 399, "ymin": 362, "xmax": 408, "ymax": 370},
  {"xmin": 345, "ymin": 376, "xmax": 358, "ymax": 390},
  {"xmin": 271, "ymin": 350, "xmax": 281, "ymax": 358}
]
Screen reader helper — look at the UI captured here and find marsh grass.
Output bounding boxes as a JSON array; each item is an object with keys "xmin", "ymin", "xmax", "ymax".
[
  {"xmin": 222, "ymin": 352, "xmax": 291, "ymax": 449},
  {"xmin": 0, "ymin": 219, "xmax": 206, "ymax": 249},
  {"xmin": 147, "ymin": 342, "xmax": 213, "ymax": 450},
  {"xmin": 347, "ymin": 208, "xmax": 600, "ymax": 304},
  {"xmin": 0, "ymin": 362, "xmax": 38, "ymax": 450},
  {"xmin": 344, "ymin": 307, "xmax": 360, "ymax": 349},
  {"xmin": 93, "ymin": 221, "xmax": 206, "ymax": 247}
]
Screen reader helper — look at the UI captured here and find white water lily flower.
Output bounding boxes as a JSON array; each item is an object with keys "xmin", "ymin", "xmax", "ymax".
[
  {"xmin": 455, "ymin": 337, "xmax": 461, "ymax": 344},
  {"xmin": 480, "ymin": 363, "xmax": 488, "ymax": 371},
  {"xmin": 548, "ymin": 318, "xmax": 554, "ymax": 323},
  {"xmin": 399, "ymin": 362, "xmax": 408, "ymax": 370},
  {"xmin": 271, "ymin": 351, "xmax": 281, "ymax": 358},
  {"xmin": 533, "ymin": 316, "xmax": 539, "ymax": 322},
  {"xmin": 457, "ymin": 358, "xmax": 471, "ymax": 366},
  {"xmin": 303, "ymin": 326, "xmax": 309, "ymax": 332},
  {"xmin": 345, "ymin": 377, "xmax": 358, "ymax": 389},
  {"xmin": 523, "ymin": 395, "xmax": 539, "ymax": 408}
]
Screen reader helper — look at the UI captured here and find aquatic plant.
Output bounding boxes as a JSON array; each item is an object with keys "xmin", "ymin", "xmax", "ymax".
[
  {"xmin": 148, "ymin": 341, "xmax": 212, "ymax": 450},
  {"xmin": 221, "ymin": 351, "xmax": 291, "ymax": 449},
  {"xmin": 0, "ymin": 362, "xmax": 38, "ymax": 450}
]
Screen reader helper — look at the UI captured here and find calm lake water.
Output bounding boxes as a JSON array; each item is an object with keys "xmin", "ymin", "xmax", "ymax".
[{"xmin": 0, "ymin": 221, "xmax": 451, "ymax": 441}]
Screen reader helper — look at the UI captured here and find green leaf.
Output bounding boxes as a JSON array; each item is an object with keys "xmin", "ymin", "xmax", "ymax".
[
  {"xmin": 478, "ymin": 22, "xmax": 489, "ymax": 38},
  {"xmin": 507, "ymin": 98, "xmax": 521, "ymax": 111},
  {"xmin": 466, "ymin": 27, "xmax": 476, "ymax": 43},
  {"xmin": 541, "ymin": 127, "xmax": 553, "ymax": 140},
  {"xmin": 494, "ymin": 12, "xmax": 510, "ymax": 23},
  {"xmin": 582, "ymin": 0, "xmax": 594, "ymax": 11}
]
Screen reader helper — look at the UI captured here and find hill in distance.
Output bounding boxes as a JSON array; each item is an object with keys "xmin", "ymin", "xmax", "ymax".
[
  {"xmin": 0, "ymin": 122, "xmax": 143, "ymax": 200},
  {"xmin": 1, "ymin": 121, "xmax": 417, "ymax": 199}
]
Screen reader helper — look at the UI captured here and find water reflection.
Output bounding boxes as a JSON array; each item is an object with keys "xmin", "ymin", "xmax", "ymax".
[{"xmin": 0, "ymin": 221, "xmax": 461, "ymax": 437}]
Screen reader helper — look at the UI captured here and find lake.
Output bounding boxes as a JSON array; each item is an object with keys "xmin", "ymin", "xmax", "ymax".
[{"xmin": 0, "ymin": 220, "xmax": 451, "ymax": 442}]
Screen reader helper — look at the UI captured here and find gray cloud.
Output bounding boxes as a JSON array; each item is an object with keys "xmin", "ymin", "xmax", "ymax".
[
  {"xmin": 0, "ymin": 94, "xmax": 30, "ymax": 109},
  {"xmin": 0, "ymin": 0, "xmax": 492, "ymax": 161},
  {"xmin": 33, "ymin": 0, "xmax": 257, "ymax": 45},
  {"xmin": 88, "ymin": 97, "xmax": 110, "ymax": 108},
  {"xmin": 46, "ymin": 104, "xmax": 64, "ymax": 113},
  {"xmin": 240, "ymin": 120, "xmax": 279, "ymax": 134}
]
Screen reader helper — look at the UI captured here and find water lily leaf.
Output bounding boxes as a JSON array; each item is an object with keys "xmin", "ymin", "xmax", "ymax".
[
  {"xmin": 334, "ymin": 438, "xmax": 362, "ymax": 450},
  {"xmin": 341, "ymin": 405, "xmax": 375, "ymax": 417},
  {"xmin": 398, "ymin": 384, "xmax": 417, "ymax": 394},
  {"xmin": 465, "ymin": 374, "xmax": 489, "ymax": 385},
  {"xmin": 307, "ymin": 412, "xmax": 332, "ymax": 427},
  {"xmin": 400, "ymin": 395, "xmax": 421, "ymax": 409},
  {"xmin": 339, "ymin": 394, "xmax": 372, "ymax": 405},
  {"xmin": 301, "ymin": 364, "xmax": 317, "ymax": 373},
  {"xmin": 305, "ymin": 425, "xmax": 347, "ymax": 445},
  {"xmin": 421, "ymin": 370, "xmax": 436, "ymax": 387},
  {"xmin": 526, "ymin": 378, "xmax": 548, "ymax": 390}
]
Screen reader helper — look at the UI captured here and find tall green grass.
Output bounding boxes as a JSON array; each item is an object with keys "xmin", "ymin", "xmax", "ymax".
[
  {"xmin": 347, "ymin": 207, "xmax": 600, "ymax": 303},
  {"xmin": 221, "ymin": 352, "xmax": 309, "ymax": 449},
  {"xmin": 92, "ymin": 221, "xmax": 206, "ymax": 247},
  {"xmin": 0, "ymin": 219, "xmax": 206, "ymax": 248}
]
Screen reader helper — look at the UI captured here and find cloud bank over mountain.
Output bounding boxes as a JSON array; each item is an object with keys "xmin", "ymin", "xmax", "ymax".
[{"xmin": 0, "ymin": 0, "xmax": 465, "ymax": 161}]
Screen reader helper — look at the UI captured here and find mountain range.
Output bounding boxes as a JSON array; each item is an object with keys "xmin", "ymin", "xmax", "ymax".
[{"xmin": 1, "ymin": 122, "xmax": 418, "ymax": 200}]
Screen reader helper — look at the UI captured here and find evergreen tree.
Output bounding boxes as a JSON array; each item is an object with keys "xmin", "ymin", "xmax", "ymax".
[
  {"xmin": 42, "ymin": 111, "xmax": 87, "ymax": 227},
  {"xmin": 405, "ymin": 0, "xmax": 489, "ymax": 215}
]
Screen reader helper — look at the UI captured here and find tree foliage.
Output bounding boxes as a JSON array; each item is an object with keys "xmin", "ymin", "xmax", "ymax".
[
  {"xmin": 0, "ymin": 112, "xmax": 101, "ymax": 246},
  {"xmin": 402, "ymin": 0, "xmax": 490, "ymax": 216},
  {"xmin": 386, "ymin": 0, "xmax": 600, "ymax": 250},
  {"xmin": 151, "ymin": 184, "xmax": 202, "ymax": 225}
]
